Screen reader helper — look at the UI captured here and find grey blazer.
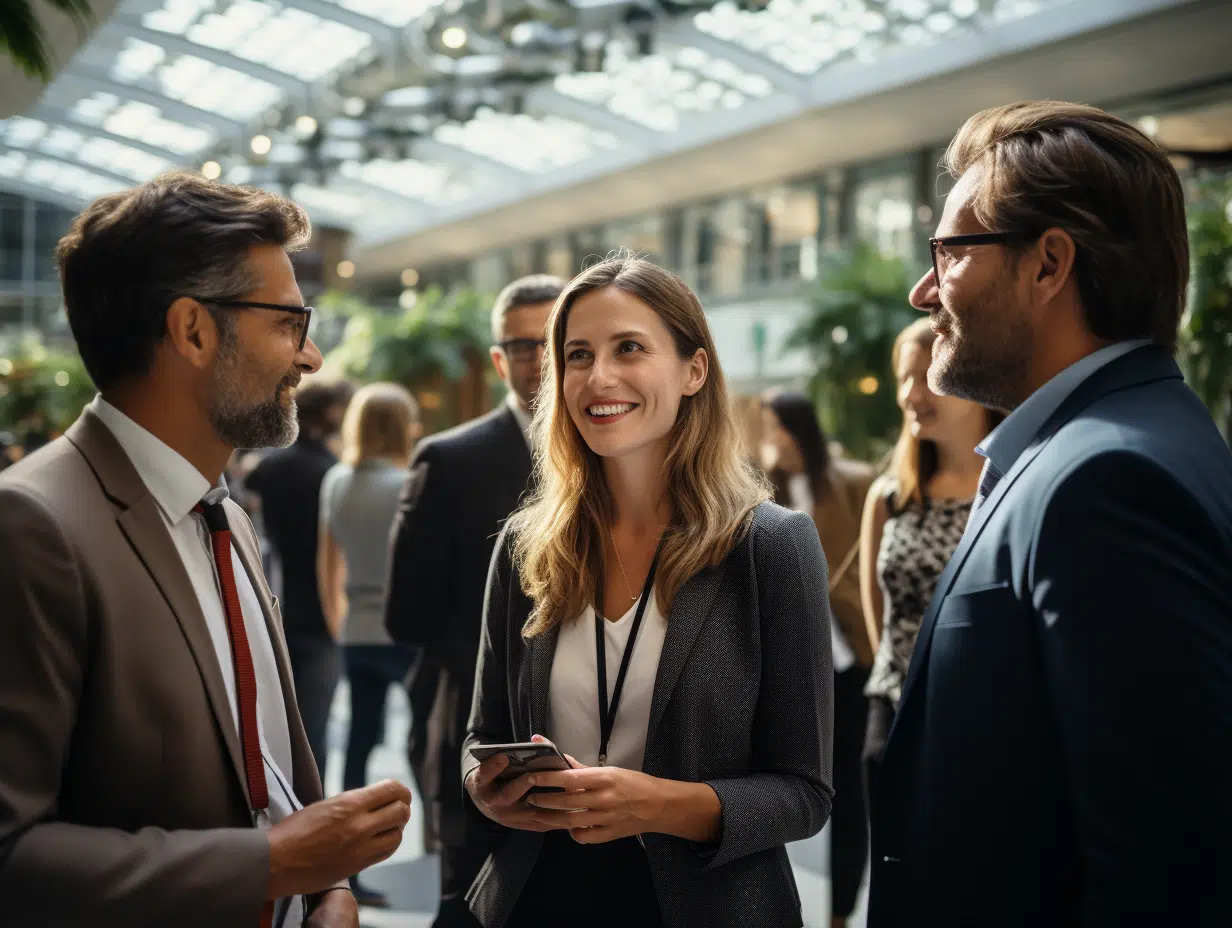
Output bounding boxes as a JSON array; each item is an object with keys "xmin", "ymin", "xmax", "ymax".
[{"xmin": 462, "ymin": 501, "xmax": 835, "ymax": 928}]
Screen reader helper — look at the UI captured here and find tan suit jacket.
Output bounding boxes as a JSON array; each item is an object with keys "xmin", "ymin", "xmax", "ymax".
[
  {"xmin": 0, "ymin": 408, "xmax": 327, "ymax": 926},
  {"xmin": 813, "ymin": 458, "xmax": 876, "ymax": 667},
  {"xmin": 771, "ymin": 457, "xmax": 876, "ymax": 667}
]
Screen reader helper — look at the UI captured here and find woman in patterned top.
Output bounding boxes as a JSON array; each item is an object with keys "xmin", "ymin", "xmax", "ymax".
[{"xmin": 858, "ymin": 317, "xmax": 1003, "ymax": 791}]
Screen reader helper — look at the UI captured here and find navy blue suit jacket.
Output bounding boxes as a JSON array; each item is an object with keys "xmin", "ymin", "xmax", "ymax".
[{"xmin": 869, "ymin": 346, "xmax": 1232, "ymax": 927}]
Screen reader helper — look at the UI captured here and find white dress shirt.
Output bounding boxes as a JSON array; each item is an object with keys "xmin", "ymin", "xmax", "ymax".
[
  {"xmin": 548, "ymin": 595, "xmax": 667, "ymax": 771},
  {"xmin": 506, "ymin": 391, "xmax": 532, "ymax": 449},
  {"xmin": 786, "ymin": 474, "xmax": 856, "ymax": 674},
  {"xmin": 91, "ymin": 396, "xmax": 304, "ymax": 927}
]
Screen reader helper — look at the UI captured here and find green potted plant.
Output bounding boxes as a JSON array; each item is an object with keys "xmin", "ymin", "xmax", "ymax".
[
  {"xmin": 1180, "ymin": 171, "xmax": 1232, "ymax": 441},
  {"xmin": 785, "ymin": 244, "xmax": 922, "ymax": 460}
]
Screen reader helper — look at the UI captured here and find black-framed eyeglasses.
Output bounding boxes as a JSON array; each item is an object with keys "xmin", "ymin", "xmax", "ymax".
[
  {"xmin": 497, "ymin": 338, "xmax": 547, "ymax": 362},
  {"xmin": 929, "ymin": 232, "xmax": 1017, "ymax": 284},
  {"xmin": 190, "ymin": 297, "xmax": 314, "ymax": 351}
]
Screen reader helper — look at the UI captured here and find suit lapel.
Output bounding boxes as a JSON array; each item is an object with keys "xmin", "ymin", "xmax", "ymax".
[
  {"xmin": 891, "ymin": 345, "xmax": 1184, "ymax": 727},
  {"xmin": 526, "ymin": 624, "xmax": 560, "ymax": 739},
  {"xmin": 226, "ymin": 502, "xmax": 320, "ymax": 800},
  {"xmin": 69, "ymin": 410, "xmax": 252, "ymax": 807},
  {"xmin": 114, "ymin": 494, "xmax": 252, "ymax": 805},
  {"xmin": 891, "ymin": 436, "xmax": 1050, "ymax": 723},
  {"xmin": 647, "ymin": 563, "xmax": 724, "ymax": 744}
]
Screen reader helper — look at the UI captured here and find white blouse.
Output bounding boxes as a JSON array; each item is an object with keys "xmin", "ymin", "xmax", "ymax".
[{"xmin": 547, "ymin": 594, "xmax": 667, "ymax": 771}]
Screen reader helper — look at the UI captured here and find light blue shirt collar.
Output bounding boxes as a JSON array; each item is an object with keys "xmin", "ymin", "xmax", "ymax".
[{"xmin": 976, "ymin": 339, "xmax": 1152, "ymax": 477}]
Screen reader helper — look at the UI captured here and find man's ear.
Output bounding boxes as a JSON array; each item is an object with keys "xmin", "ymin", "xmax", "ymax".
[
  {"xmin": 490, "ymin": 345, "xmax": 510, "ymax": 384},
  {"xmin": 1029, "ymin": 227, "xmax": 1077, "ymax": 305},
  {"xmin": 165, "ymin": 297, "xmax": 218, "ymax": 372}
]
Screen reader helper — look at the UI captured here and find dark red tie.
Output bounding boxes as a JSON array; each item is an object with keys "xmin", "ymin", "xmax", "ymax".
[{"xmin": 196, "ymin": 500, "xmax": 275, "ymax": 928}]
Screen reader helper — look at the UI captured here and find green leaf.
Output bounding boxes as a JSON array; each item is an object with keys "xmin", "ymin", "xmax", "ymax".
[{"xmin": 0, "ymin": 0, "xmax": 93, "ymax": 81}]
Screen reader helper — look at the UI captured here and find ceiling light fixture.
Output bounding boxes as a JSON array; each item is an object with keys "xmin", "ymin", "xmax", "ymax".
[
  {"xmin": 441, "ymin": 26, "xmax": 468, "ymax": 50},
  {"xmin": 250, "ymin": 134, "xmax": 272, "ymax": 155},
  {"xmin": 201, "ymin": 160, "xmax": 222, "ymax": 180}
]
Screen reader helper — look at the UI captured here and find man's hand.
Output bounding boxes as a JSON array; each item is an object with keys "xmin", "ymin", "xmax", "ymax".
[
  {"xmin": 267, "ymin": 779, "xmax": 412, "ymax": 899},
  {"xmin": 305, "ymin": 889, "xmax": 358, "ymax": 928}
]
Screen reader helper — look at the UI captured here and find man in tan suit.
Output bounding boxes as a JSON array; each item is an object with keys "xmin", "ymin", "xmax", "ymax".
[{"xmin": 0, "ymin": 172, "xmax": 411, "ymax": 927}]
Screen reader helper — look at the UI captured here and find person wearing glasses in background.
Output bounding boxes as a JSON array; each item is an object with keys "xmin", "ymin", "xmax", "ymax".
[
  {"xmin": 0, "ymin": 172, "xmax": 412, "ymax": 927},
  {"xmin": 385, "ymin": 274, "xmax": 564, "ymax": 928}
]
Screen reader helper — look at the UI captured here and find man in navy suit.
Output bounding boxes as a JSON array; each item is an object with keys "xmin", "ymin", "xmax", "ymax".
[{"xmin": 868, "ymin": 101, "xmax": 1232, "ymax": 926}]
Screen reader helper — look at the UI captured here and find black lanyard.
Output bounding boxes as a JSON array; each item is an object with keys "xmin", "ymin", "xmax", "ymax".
[{"xmin": 595, "ymin": 539, "xmax": 664, "ymax": 767}]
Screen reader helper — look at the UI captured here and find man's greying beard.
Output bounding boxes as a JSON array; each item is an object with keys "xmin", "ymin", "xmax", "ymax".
[
  {"xmin": 208, "ymin": 316, "xmax": 300, "ymax": 449},
  {"xmin": 929, "ymin": 267, "xmax": 1032, "ymax": 412}
]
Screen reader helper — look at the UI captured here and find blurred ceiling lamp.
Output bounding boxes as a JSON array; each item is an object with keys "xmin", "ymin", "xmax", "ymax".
[
  {"xmin": 337, "ymin": 260, "xmax": 356, "ymax": 279},
  {"xmin": 250, "ymin": 134, "xmax": 272, "ymax": 155},
  {"xmin": 295, "ymin": 115, "xmax": 318, "ymax": 137},
  {"xmin": 441, "ymin": 26, "xmax": 468, "ymax": 50},
  {"xmin": 399, "ymin": 289, "xmax": 418, "ymax": 310},
  {"xmin": 343, "ymin": 97, "xmax": 366, "ymax": 117},
  {"xmin": 1138, "ymin": 115, "xmax": 1160, "ymax": 137},
  {"xmin": 858, "ymin": 375, "xmax": 879, "ymax": 395},
  {"xmin": 401, "ymin": 268, "xmax": 420, "ymax": 287},
  {"xmin": 201, "ymin": 160, "xmax": 222, "ymax": 180},
  {"xmin": 831, "ymin": 325, "xmax": 849, "ymax": 345}
]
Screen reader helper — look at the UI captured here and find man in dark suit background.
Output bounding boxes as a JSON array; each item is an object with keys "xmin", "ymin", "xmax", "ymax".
[
  {"xmin": 386, "ymin": 274, "xmax": 564, "ymax": 927},
  {"xmin": 245, "ymin": 381, "xmax": 353, "ymax": 782},
  {"xmin": 868, "ymin": 101, "xmax": 1232, "ymax": 926}
]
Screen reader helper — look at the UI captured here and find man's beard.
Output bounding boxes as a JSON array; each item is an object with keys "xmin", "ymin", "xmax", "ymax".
[
  {"xmin": 928, "ymin": 278, "xmax": 1031, "ymax": 412},
  {"xmin": 209, "ymin": 337, "xmax": 299, "ymax": 450}
]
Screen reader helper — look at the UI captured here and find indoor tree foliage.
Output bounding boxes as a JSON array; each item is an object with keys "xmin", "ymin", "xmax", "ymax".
[
  {"xmin": 0, "ymin": 0, "xmax": 92, "ymax": 81},
  {"xmin": 0, "ymin": 331, "xmax": 96, "ymax": 438},
  {"xmin": 1180, "ymin": 171, "xmax": 1232, "ymax": 442},
  {"xmin": 322, "ymin": 286, "xmax": 496, "ymax": 429},
  {"xmin": 785, "ymin": 244, "xmax": 921, "ymax": 461}
]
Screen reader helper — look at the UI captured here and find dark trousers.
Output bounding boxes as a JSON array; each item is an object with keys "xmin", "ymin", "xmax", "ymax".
[
  {"xmin": 432, "ymin": 812, "xmax": 491, "ymax": 928},
  {"xmin": 286, "ymin": 636, "xmax": 341, "ymax": 783},
  {"xmin": 862, "ymin": 695, "xmax": 896, "ymax": 812},
  {"xmin": 831, "ymin": 665, "xmax": 871, "ymax": 919},
  {"xmin": 505, "ymin": 831, "xmax": 663, "ymax": 928},
  {"xmin": 342, "ymin": 644, "xmax": 416, "ymax": 792}
]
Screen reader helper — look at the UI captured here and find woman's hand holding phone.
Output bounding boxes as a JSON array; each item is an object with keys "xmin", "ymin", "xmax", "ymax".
[{"xmin": 465, "ymin": 735, "xmax": 581, "ymax": 832}]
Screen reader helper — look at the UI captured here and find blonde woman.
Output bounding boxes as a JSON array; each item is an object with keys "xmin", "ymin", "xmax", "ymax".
[
  {"xmin": 859, "ymin": 318, "xmax": 1002, "ymax": 790},
  {"xmin": 463, "ymin": 256, "xmax": 834, "ymax": 928},
  {"xmin": 317, "ymin": 382, "xmax": 421, "ymax": 908}
]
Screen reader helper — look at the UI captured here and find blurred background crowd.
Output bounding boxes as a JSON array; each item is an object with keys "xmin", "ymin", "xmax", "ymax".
[{"xmin": 2, "ymin": 1, "xmax": 1232, "ymax": 925}]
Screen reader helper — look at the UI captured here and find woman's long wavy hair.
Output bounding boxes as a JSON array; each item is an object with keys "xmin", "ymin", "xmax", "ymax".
[{"xmin": 509, "ymin": 255, "xmax": 770, "ymax": 638}]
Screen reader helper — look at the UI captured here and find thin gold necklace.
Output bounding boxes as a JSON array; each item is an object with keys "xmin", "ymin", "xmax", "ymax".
[
  {"xmin": 611, "ymin": 528, "xmax": 664, "ymax": 604},
  {"xmin": 611, "ymin": 534, "xmax": 640, "ymax": 603}
]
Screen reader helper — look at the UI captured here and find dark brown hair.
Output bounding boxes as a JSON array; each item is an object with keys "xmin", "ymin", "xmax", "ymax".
[
  {"xmin": 946, "ymin": 100, "xmax": 1188, "ymax": 353},
  {"xmin": 55, "ymin": 170, "xmax": 311, "ymax": 391}
]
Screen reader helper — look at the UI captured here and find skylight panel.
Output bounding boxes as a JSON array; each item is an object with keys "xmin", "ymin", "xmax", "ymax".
[
  {"xmin": 432, "ymin": 109, "xmax": 617, "ymax": 172},
  {"xmin": 23, "ymin": 158, "xmax": 127, "ymax": 200},
  {"xmin": 181, "ymin": 1, "xmax": 373, "ymax": 82},
  {"xmin": 693, "ymin": 0, "xmax": 1073, "ymax": 76},
  {"xmin": 70, "ymin": 94, "xmax": 214, "ymax": 155},
  {"xmin": 328, "ymin": 0, "xmax": 446, "ymax": 28},
  {"xmin": 1, "ymin": 117, "xmax": 48, "ymax": 148},
  {"xmin": 554, "ymin": 42, "xmax": 773, "ymax": 133},
  {"xmin": 77, "ymin": 138, "xmax": 174, "ymax": 181},
  {"xmin": 337, "ymin": 158, "xmax": 471, "ymax": 203}
]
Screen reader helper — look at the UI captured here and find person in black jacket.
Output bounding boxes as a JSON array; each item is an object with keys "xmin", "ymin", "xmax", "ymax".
[
  {"xmin": 385, "ymin": 274, "xmax": 564, "ymax": 928},
  {"xmin": 869, "ymin": 100, "xmax": 1232, "ymax": 926}
]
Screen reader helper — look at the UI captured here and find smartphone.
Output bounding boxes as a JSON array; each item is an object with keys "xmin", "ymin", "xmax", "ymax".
[{"xmin": 469, "ymin": 740, "xmax": 573, "ymax": 793}]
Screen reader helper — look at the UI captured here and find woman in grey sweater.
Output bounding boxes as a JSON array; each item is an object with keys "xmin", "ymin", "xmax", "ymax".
[{"xmin": 317, "ymin": 382, "xmax": 421, "ymax": 907}]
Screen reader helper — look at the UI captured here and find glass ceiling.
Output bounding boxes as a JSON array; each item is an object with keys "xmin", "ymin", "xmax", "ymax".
[{"xmin": 0, "ymin": 0, "xmax": 1086, "ymax": 240}]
